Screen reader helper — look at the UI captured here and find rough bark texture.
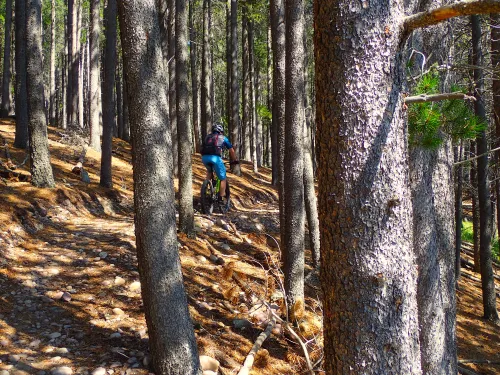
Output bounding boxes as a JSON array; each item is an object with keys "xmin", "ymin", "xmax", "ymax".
[
  {"xmin": 201, "ymin": 0, "xmax": 212, "ymax": 141},
  {"xmin": 189, "ymin": 0, "xmax": 200, "ymax": 153},
  {"xmin": 283, "ymin": 0, "xmax": 305, "ymax": 317},
  {"xmin": 230, "ymin": 0, "xmax": 239, "ymax": 157},
  {"xmin": 49, "ymin": 0, "xmax": 56, "ymax": 124},
  {"xmin": 455, "ymin": 144, "xmax": 463, "ymax": 282},
  {"xmin": 408, "ymin": 4, "xmax": 457, "ymax": 373},
  {"xmin": 117, "ymin": 2, "xmax": 200, "ymax": 374},
  {"xmin": 89, "ymin": 0, "xmax": 102, "ymax": 151},
  {"xmin": 270, "ymin": 0, "xmax": 286, "ymax": 251},
  {"xmin": 14, "ymin": 0, "xmax": 28, "ymax": 149},
  {"xmin": 62, "ymin": 18, "xmax": 68, "ymax": 130},
  {"xmin": 116, "ymin": 67, "xmax": 124, "ymax": 140},
  {"xmin": 1, "ymin": 0, "xmax": 13, "ymax": 117},
  {"xmin": 100, "ymin": 0, "xmax": 117, "ymax": 188},
  {"xmin": 241, "ymin": 7, "xmax": 251, "ymax": 161},
  {"xmin": 470, "ymin": 141, "xmax": 480, "ymax": 272},
  {"xmin": 472, "ymin": 15, "xmax": 500, "ymax": 323},
  {"xmin": 176, "ymin": 0, "xmax": 194, "ymax": 234},
  {"xmin": 492, "ymin": 14, "xmax": 500, "ymax": 279},
  {"xmin": 315, "ymin": 1, "xmax": 422, "ymax": 374},
  {"xmin": 26, "ymin": 0, "xmax": 55, "ymax": 188},
  {"xmin": 168, "ymin": 0, "xmax": 178, "ymax": 176},
  {"xmin": 249, "ymin": 19, "xmax": 258, "ymax": 172},
  {"xmin": 410, "ymin": 142, "xmax": 457, "ymax": 375},
  {"xmin": 77, "ymin": 6, "xmax": 84, "ymax": 130}
]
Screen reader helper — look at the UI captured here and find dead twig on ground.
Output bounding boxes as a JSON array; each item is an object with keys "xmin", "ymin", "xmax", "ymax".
[{"xmin": 237, "ymin": 316, "xmax": 276, "ymax": 375}]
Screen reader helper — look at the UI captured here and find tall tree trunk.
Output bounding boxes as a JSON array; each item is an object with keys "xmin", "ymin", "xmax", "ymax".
[
  {"xmin": 89, "ymin": 0, "xmax": 102, "ymax": 151},
  {"xmin": 1, "ymin": 0, "xmax": 13, "ymax": 117},
  {"xmin": 472, "ymin": 14, "xmax": 500, "ymax": 323},
  {"xmin": 168, "ymin": 0, "xmax": 178, "ymax": 176},
  {"xmin": 67, "ymin": 0, "xmax": 76, "ymax": 127},
  {"xmin": 249, "ymin": 18, "xmax": 258, "ymax": 172},
  {"xmin": 225, "ymin": 1, "xmax": 231, "ymax": 136},
  {"xmin": 268, "ymin": 22, "xmax": 275, "ymax": 174},
  {"xmin": 315, "ymin": 1, "xmax": 422, "ymax": 373},
  {"xmin": 122, "ymin": 68, "xmax": 130, "ymax": 142},
  {"xmin": 470, "ymin": 141, "xmax": 481, "ymax": 272},
  {"xmin": 189, "ymin": 0, "xmax": 200, "ymax": 153},
  {"xmin": 283, "ymin": 0, "xmax": 305, "ymax": 318},
  {"xmin": 492, "ymin": 14, "xmax": 500, "ymax": 278},
  {"xmin": 117, "ymin": 2, "xmax": 201, "ymax": 373},
  {"xmin": 241, "ymin": 8, "xmax": 251, "ymax": 161},
  {"xmin": 77, "ymin": 4, "xmax": 84, "ymax": 129},
  {"xmin": 230, "ymin": 0, "xmax": 239, "ymax": 157},
  {"xmin": 201, "ymin": 0, "xmax": 212, "ymax": 140},
  {"xmin": 100, "ymin": 0, "xmax": 117, "ymax": 188},
  {"xmin": 177, "ymin": 0, "xmax": 194, "ymax": 234},
  {"xmin": 116, "ymin": 64, "xmax": 123, "ymax": 140},
  {"xmin": 270, "ymin": 0, "xmax": 286, "ymax": 251},
  {"xmin": 49, "ymin": 0, "xmax": 56, "ymax": 125},
  {"xmin": 14, "ymin": 0, "xmax": 28, "ymax": 148},
  {"xmin": 455, "ymin": 143, "xmax": 463, "ymax": 283},
  {"xmin": 27, "ymin": 0, "xmax": 55, "ymax": 188},
  {"xmin": 62, "ymin": 19, "xmax": 68, "ymax": 131}
]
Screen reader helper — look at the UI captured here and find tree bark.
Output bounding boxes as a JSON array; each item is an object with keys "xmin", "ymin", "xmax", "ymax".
[
  {"xmin": 472, "ymin": 14, "xmax": 500, "ymax": 323},
  {"xmin": 117, "ymin": 1, "xmax": 201, "ymax": 373},
  {"xmin": 189, "ymin": 0, "xmax": 200, "ymax": 153},
  {"xmin": 116, "ymin": 64, "xmax": 124, "ymax": 140},
  {"xmin": 270, "ymin": 0, "xmax": 286, "ymax": 252},
  {"xmin": 1, "ymin": 0, "xmax": 13, "ymax": 117},
  {"xmin": 492, "ymin": 14, "xmax": 500, "ymax": 282},
  {"xmin": 26, "ymin": 0, "xmax": 55, "ymax": 188},
  {"xmin": 89, "ymin": 0, "xmax": 102, "ymax": 151},
  {"xmin": 100, "ymin": 0, "xmax": 117, "ymax": 188},
  {"xmin": 49, "ymin": 0, "xmax": 56, "ymax": 125},
  {"xmin": 168, "ymin": 0, "xmax": 178, "ymax": 176},
  {"xmin": 14, "ymin": 0, "xmax": 28, "ymax": 148},
  {"xmin": 455, "ymin": 143, "xmax": 463, "ymax": 282},
  {"xmin": 248, "ymin": 18, "xmax": 258, "ymax": 172},
  {"xmin": 230, "ymin": 0, "xmax": 240, "ymax": 157},
  {"xmin": 62, "ymin": 17, "xmax": 68, "ymax": 130},
  {"xmin": 177, "ymin": 0, "xmax": 194, "ymax": 234},
  {"xmin": 283, "ymin": 0, "xmax": 305, "ymax": 318},
  {"xmin": 201, "ymin": 0, "xmax": 212, "ymax": 141},
  {"xmin": 315, "ymin": 1, "xmax": 422, "ymax": 373},
  {"xmin": 77, "ymin": 4, "xmax": 84, "ymax": 130},
  {"xmin": 241, "ymin": 7, "xmax": 250, "ymax": 161}
]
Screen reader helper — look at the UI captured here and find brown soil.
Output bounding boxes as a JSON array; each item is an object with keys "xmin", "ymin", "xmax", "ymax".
[{"xmin": 0, "ymin": 120, "xmax": 499, "ymax": 375}]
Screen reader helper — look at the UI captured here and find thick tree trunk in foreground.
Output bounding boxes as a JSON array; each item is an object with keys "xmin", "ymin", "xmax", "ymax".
[
  {"xmin": 270, "ymin": 0, "xmax": 286, "ymax": 250},
  {"xmin": 14, "ymin": 0, "xmax": 28, "ymax": 149},
  {"xmin": 472, "ymin": 14, "xmax": 500, "ymax": 323},
  {"xmin": 176, "ymin": 0, "xmax": 194, "ymax": 234},
  {"xmin": 1, "ymin": 0, "xmax": 13, "ymax": 117},
  {"xmin": 89, "ymin": 0, "xmax": 102, "ymax": 151},
  {"xmin": 117, "ymin": 1, "xmax": 201, "ymax": 374},
  {"xmin": 315, "ymin": 2, "xmax": 421, "ymax": 373},
  {"xmin": 26, "ymin": 0, "xmax": 55, "ymax": 188},
  {"xmin": 283, "ymin": 0, "xmax": 305, "ymax": 318},
  {"xmin": 100, "ymin": 0, "xmax": 117, "ymax": 188},
  {"xmin": 455, "ymin": 143, "xmax": 463, "ymax": 282}
]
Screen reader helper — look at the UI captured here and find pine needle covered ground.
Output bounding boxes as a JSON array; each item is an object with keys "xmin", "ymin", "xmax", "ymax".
[{"xmin": 0, "ymin": 120, "xmax": 499, "ymax": 374}]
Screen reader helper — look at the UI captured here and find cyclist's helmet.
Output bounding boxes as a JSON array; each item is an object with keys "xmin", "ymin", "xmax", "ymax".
[{"xmin": 212, "ymin": 123, "xmax": 224, "ymax": 134}]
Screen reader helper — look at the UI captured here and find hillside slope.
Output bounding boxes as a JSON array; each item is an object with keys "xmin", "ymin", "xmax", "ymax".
[{"xmin": 0, "ymin": 120, "xmax": 499, "ymax": 375}]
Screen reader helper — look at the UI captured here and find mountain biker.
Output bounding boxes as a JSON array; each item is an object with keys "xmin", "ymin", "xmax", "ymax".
[{"xmin": 201, "ymin": 123, "xmax": 239, "ymax": 204}]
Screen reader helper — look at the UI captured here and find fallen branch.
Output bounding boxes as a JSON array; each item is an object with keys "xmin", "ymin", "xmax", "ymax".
[
  {"xmin": 404, "ymin": 92, "xmax": 475, "ymax": 104},
  {"xmin": 458, "ymin": 365, "xmax": 481, "ymax": 375},
  {"xmin": 237, "ymin": 316, "xmax": 276, "ymax": 375},
  {"xmin": 454, "ymin": 145, "xmax": 500, "ymax": 167},
  {"xmin": 459, "ymin": 359, "xmax": 500, "ymax": 365},
  {"xmin": 403, "ymin": 0, "xmax": 500, "ymax": 33},
  {"xmin": 72, "ymin": 146, "xmax": 87, "ymax": 174}
]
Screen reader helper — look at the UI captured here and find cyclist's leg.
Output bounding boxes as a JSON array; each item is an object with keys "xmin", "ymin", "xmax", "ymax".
[
  {"xmin": 201, "ymin": 155, "xmax": 215, "ymax": 180},
  {"xmin": 212, "ymin": 157, "xmax": 228, "ymax": 199}
]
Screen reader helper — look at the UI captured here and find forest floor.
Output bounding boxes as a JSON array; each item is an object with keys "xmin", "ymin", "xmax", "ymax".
[{"xmin": 0, "ymin": 119, "xmax": 499, "ymax": 375}]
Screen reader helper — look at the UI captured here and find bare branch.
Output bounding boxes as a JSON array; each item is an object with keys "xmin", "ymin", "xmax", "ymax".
[
  {"xmin": 454, "ymin": 145, "xmax": 500, "ymax": 166},
  {"xmin": 403, "ymin": 0, "xmax": 500, "ymax": 33},
  {"xmin": 237, "ymin": 316, "xmax": 276, "ymax": 375},
  {"xmin": 404, "ymin": 92, "xmax": 476, "ymax": 104}
]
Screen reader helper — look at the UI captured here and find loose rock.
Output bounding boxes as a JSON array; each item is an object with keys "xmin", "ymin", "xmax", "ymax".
[
  {"xmin": 51, "ymin": 366, "xmax": 73, "ymax": 375},
  {"xmin": 112, "ymin": 308, "xmax": 125, "ymax": 316},
  {"xmin": 128, "ymin": 281, "xmax": 141, "ymax": 292},
  {"xmin": 199, "ymin": 356, "xmax": 219, "ymax": 373},
  {"xmin": 114, "ymin": 277, "xmax": 126, "ymax": 286},
  {"xmin": 91, "ymin": 367, "xmax": 106, "ymax": 375}
]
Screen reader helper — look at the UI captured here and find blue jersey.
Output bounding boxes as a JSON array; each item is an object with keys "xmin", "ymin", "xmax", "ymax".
[{"xmin": 202, "ymin": 132, "xmax": 233, "ymax": 156}]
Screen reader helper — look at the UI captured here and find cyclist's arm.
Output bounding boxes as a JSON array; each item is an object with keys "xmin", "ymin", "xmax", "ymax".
[{"xmin": 228, "ymin": 148, "xmax": 238, "ymax": 163}]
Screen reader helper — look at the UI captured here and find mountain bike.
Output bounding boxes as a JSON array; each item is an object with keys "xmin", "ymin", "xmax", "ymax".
[{"xmin": 200, "ymin": 166, "xmax": 231, "ymax": 215}]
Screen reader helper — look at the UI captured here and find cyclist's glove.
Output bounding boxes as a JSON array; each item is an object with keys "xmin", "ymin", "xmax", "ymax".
[{"xmin": 230, "ymin": 160, "xmax": 240, "ymax": 165}]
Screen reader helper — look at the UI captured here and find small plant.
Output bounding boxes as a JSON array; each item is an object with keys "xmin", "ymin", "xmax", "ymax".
[{"xmin": 461, "ymin": 221, "xmax": 499, "ymax": 261}]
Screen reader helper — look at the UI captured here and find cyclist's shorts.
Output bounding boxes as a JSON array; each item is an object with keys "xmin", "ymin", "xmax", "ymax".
[{"xmin": 202, "ymin": 155, "xmax": 226, "ymax": 181}]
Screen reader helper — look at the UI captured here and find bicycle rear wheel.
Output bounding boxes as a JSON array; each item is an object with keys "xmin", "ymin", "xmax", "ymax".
[{"xmin": 201, "ymin": 179, "xmax": 214, "ymax": 214}]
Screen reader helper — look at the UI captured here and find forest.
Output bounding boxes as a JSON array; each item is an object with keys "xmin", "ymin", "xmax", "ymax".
[{"xmin": 1, "ymin": 0, "xmax": 500, "ymax": 374}]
